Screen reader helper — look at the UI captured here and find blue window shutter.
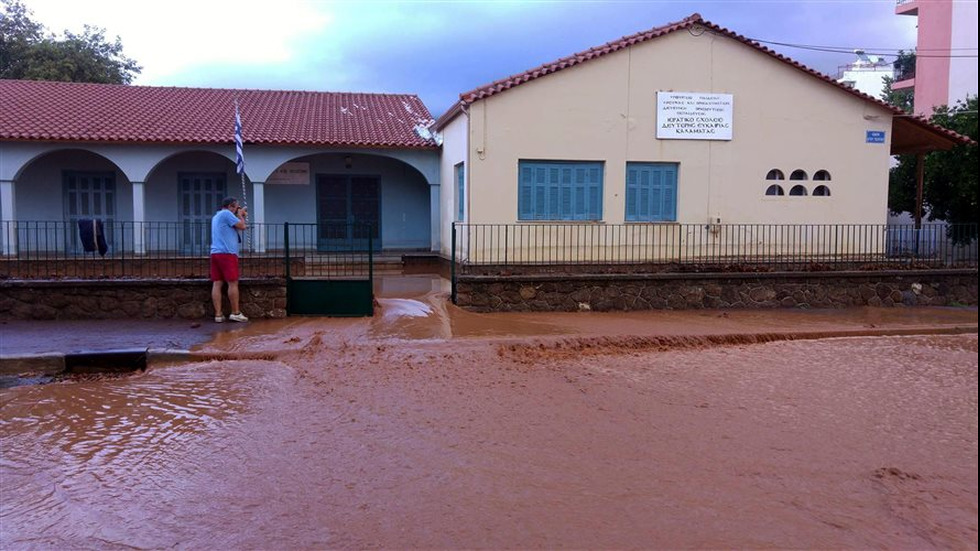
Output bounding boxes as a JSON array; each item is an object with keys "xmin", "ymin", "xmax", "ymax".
[
  {"xmin": 625, "ymin": 166, "xmax": 638, "ymax": 221},
  {"xmin": 663, "ymin": 166, "xmax": 677, "ymax": 220},
  {"xmin": 533, "ymin": 186, "xmax": 546, "ymax": 219},
  {"xmin": 519, "ymin": 164, "xmax": 534, "ymax": 219},
  {"xmin": 456, "ymin": 163, "xmax": 465, "ymax": 220},
  {"xmin": 625, "ymin": 162, "xmax": 678, "ymax": 222},
  {"xmin": 626, "ymin": 183, "xmax": 637, "ymax": 220},
  {"xmin": 588, "ymin": 185, "xmax": 601, "ymax": 220},
  {"xmin": 548, "ymin": 168, "xmax": 560, "ymax": 219},
  {"xmin": 650, "ymin": 169, "xmax": 662, "ymax": 218},
  {"xmin": 518, "ymin": 160, "xmax": 603, "ymax": 220},
  {"xmin": 560, "ymin": 186, "xmax": 572, "ymax": 218}
]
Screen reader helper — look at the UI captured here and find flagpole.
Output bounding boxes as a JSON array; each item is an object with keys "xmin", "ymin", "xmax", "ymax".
[{"xmin": 234, "ymin": 100, "xmax": 250, "ymax": 248}]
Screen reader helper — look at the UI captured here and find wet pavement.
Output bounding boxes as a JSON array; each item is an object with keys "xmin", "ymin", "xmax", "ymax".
[{"xmin": 1, "ymin": 275, "xmax": 977, "ymax": 549}]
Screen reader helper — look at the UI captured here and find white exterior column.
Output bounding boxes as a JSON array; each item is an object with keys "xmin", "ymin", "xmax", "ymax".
[
  {"xmin": 252, "ymin": 181, "xmax": 266, "ymax": 253},
  {"xmin": 429, "ymin": 182, "xmax": 440, "ymax": 252},
  {"xmin": 131, "ymin": 181, "xmax": 146, "ymax": 254},
  {"xmin": 0, "ymin": 180, "xmax": 16, "ymax": 255}
]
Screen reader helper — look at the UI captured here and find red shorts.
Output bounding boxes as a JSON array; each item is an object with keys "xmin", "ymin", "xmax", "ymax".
[{"xmin": 210, "ymin": 253, "xmax": 240, "ymax": 282}]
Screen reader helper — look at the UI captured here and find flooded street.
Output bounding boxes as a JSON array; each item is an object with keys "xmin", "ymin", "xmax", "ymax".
[{"xmin": 1, "ymin": 283, "xmax": 977, "ymax": 549}]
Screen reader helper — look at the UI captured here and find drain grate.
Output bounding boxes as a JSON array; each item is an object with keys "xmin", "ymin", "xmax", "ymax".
[{"xmin": 64, "ymin": 349, "xmax": 148, "ymax": 374}]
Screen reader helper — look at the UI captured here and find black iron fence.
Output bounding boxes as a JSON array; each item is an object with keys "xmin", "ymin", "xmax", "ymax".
[
  {"xmin": 452, "ymin": 222, "xmax": 978, "ymax": 275},
  {"xmin": 4, "ymin": 220, "xmax": 975, "ymax": 281},
  {"xmin": 0, "ymin": 221, "xmax": 373, "ymax": 280}
]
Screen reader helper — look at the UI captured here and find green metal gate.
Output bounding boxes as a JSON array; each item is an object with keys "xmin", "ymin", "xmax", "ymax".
[{"xmin": 284, "ymin": 222, "xmax": 374, "ymax": 317}]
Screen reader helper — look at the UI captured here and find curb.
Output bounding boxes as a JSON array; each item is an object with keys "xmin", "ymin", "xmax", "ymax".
[
  {"xmin": 0, "ymin": 353, "xmax": 65, "ymax": 376},
  {"xmin": 1, "ymin": 348, "xmax": 191, "ymax": 378}
]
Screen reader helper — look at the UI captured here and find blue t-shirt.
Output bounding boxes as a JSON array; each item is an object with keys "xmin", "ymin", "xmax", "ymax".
[{"xmin": 210, "ymin": 209, "xmax": 241, "ymax": 255}]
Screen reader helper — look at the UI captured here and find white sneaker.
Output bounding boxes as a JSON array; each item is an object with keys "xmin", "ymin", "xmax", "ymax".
[
  {"xmin": 214, "ymin": 315, "xmax": 227, "ymax": 323},
  {"xmin": 229, "ymin": 312, "xmax": 249, "ymax": 322}
]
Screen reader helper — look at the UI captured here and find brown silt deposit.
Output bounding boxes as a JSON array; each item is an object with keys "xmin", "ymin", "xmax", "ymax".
[{"xmin": 1, "ymin": 297, "xmax": 977, "ymax": 549}]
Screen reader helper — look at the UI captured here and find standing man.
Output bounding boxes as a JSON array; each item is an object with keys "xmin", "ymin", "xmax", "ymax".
[{"xmin": 211, "ymin": 196, "xmax": 249, "ymax": 322}]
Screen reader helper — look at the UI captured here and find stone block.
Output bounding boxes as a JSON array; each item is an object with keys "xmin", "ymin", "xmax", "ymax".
[
  {"xmin": 705, "ymin": 296, "xmax": 726, "ymax": 309},
  {"xmin": 666, "ymin": 294, "xmax": 687, "ymax": 309},
  {"xmin": 875, "ymin": 283, "xmax": 893, "ymax": 299},
  {"xmin": 178, "ymin": 302, "xmax": 207, "ymax": 319},
  {"xmin": 519, "ymin": 286, "xmax": 537, "ymax": 300},
  {"xmin": 747, "ymin": 286, "xmax": 774, "ymax": 302},
  {"xmin": 859, "ymin": 286, "xmax": 877, "ymax": 301},
  {"xmin": 270, "ymin": 308, "xmax": 287, "ymax": 318},
  {"xmin": 31, "ymin": 304, "xmax": 58, "ymax": 320}
]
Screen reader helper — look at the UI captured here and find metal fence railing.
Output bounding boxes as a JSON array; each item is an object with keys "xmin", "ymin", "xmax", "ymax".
[
  {"xmin": 0, "ymin": 221, "xmax": 374, "ymax": 280},
  {"xmin": 452, "ymin": 222, "xmax": 978, "ymax": 275}
]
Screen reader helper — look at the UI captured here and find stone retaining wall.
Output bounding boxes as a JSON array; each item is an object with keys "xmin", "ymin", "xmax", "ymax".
[
  {"xmin": 455, "ymin": 270, "xmax": 978, "ymax": 312},
  {"xmin": 0, "ymin": 279, "xmax": 287, "ymax": 320}
]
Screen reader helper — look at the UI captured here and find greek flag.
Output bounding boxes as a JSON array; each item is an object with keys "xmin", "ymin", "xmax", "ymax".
[{"xmin": 234, "ymin": 101, "xmax": 245, "ymax": 175}]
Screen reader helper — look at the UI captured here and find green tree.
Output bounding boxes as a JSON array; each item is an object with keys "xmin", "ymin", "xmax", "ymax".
[
  {"xmin": 881, "ymin": 76, "xmax": 914, "ymax": 114},
  {"xmin": 0, "ymin": 0, "xmax": 42, "ymax": 79},
  {"xmin": 881, "ymin": 50, "xmax": 915, "ymax": 114},
  {"xmin": 1, "ymin": 0, "xmax": 140, "ymax": 84},
  {"xmin": 888, "ymin": 96, "xmax": 979, "ymax": 243}
]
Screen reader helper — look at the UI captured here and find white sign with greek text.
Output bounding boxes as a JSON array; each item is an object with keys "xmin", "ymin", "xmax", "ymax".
[
  {"xmin": 657, "ymin": 92, "xmax": 733, "ymax": 140},
  {"xmin": 267, "ymin": 162, "xmax": 311, "ymax": 185}
]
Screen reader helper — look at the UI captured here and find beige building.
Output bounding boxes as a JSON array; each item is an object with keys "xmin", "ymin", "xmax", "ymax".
[{"xmin": 434, "ymin": 13, "xmax": 964, "ymax": 264}]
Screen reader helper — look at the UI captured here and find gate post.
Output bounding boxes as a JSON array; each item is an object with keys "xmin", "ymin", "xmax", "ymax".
[
  {"xmin": 284, "ymin": 222, "xmax": 290, "ymax": 279},
  {"xmin": 368, "ymin": 224, "xmax": 374, "ymax": 291},
  {"xmin": 451, "ymin": 222, "xmax": 457, "ymax": 305}
]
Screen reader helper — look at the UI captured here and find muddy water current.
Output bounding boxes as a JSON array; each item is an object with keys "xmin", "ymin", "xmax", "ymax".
[{"xmin": 1, "ymin": 293, "xmax": 977, "ymax": 548}]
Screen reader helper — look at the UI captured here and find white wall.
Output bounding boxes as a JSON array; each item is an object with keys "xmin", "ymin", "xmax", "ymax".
[{"xmin": 438, "ymin": 114, "xmax": 469, "ymax": 257}]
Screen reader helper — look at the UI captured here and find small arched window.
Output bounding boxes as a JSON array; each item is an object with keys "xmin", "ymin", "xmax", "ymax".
[
  {"xmin": 790, "ymin": 185, "xmax": 808, "ymax": 196},
  {"xmin": 814, "ymin": 170, "xmax": 831, "ymax": 181},
  {"xmin": 765, "ymin": 184, "xmax": 785, "ymax": 196},
  {"xmin": 790, "ymin": 169, "xmax": 808, "ymax": 180},
  {"xmin": 766, "ymin": 169, "xmax": 785, "ymax": 180},
  {"xmin": 813, "ymin": 185, "xmax": 831, "ymax": 196}
]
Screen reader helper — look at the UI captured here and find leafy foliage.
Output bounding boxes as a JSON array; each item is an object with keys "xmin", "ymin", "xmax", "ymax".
[
  {"xmin": 880, "ymin": 51, "xmax": 915, "ymax": 115},
  {"xmin": 1, "ymin": 0, "xmax": 140, "ymax": 84},
  {"xmin": 881, "ymin": 76, "xmax": 914, "ymax": 114},
  {"xmin": 881, "ymin": 50, "xmax": 915, "ymax": 114},
  {"xmin": 889, "ymin": 96, "xmax": 979, "ymax": 243},
  {"xmin": 892, "ymin": 50, "xmax": 916, "ymax": 82}
]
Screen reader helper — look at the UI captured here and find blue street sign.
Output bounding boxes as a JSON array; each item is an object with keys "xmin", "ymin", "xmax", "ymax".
[{"xmin": 866, "ymin": 130, "xmax": 886, "ymax": 143}]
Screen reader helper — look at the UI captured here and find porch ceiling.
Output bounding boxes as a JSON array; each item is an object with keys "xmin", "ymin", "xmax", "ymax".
[{"xmin": 891, "ymin": 115, "xmax": 974, "ymax": 155}]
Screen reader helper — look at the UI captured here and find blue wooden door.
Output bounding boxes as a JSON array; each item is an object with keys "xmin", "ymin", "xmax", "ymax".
[{"xmin": 316, "ymin": 175, "xmax": 380, "ymax": 251}]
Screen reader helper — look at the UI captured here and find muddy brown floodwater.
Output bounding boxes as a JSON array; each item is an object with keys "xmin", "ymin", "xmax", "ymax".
[{"xmin": 1, "ymin": 289, "xmax": 977, "ymax": 549}]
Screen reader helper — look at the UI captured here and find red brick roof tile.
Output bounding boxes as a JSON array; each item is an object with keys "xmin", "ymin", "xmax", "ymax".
[{"xmin": 0, "ymin": 80, "xmax": 438, "ymax": 149}]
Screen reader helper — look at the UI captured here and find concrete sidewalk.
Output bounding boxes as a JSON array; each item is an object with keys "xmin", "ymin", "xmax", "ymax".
[{"xmin": 0, "ymin": 318, "xmax": 247, "ymax": 377}]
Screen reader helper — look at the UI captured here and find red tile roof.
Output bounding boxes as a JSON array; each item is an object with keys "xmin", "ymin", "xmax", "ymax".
[
  {"xmin": 437, "ymin": 13, "xmax": 972, "ymax": 149},
  {"xmin": 0, "ymin": 80, "xmax": 438, "ymax": 149}
]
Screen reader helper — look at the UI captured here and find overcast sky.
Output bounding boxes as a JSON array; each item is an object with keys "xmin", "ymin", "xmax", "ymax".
[{"xmin": 21, "ymin": 0, "xmax": 918, "ymax": 117}]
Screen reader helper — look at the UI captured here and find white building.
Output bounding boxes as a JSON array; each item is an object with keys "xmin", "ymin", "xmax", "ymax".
[{"xmin": 836, "ymin": 50, "xmax": 895, "ymax": 99}]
